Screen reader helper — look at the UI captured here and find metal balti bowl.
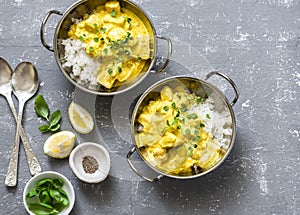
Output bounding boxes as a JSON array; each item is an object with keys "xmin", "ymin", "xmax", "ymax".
[
  {"xmin": 40, "ymin": 0, "xmax": 172, "ymax": 96},
  {"xmin": 127, "ymin": 71, "xmax": 239, "ymax": 182}
]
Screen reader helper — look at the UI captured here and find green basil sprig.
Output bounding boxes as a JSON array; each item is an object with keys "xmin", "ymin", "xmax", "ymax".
[
  {"xmin": 26, "ymin": 178, "xmax": 70, "ymax": 215},
  {"xmin": 34, "ymin": 94, "xmax": 61, "ymax": 133}
]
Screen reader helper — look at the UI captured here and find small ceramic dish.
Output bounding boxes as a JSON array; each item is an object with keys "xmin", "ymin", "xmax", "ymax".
[
  {"xmin": 69, "ymin": 142, "xmax": 110, "ymax": 183},
  {"xmin": 23, "ymin": 171, "xmax": 75, "ymax": 215}
]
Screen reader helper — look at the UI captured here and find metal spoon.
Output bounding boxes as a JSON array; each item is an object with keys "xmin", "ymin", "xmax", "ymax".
[
  {"xmin": 0, "ymin": 58, "xmax": 41, "ymax": 179},
  {"xmin": 3, "ymin": 60, "xmax": 40, "ymax": 187}
]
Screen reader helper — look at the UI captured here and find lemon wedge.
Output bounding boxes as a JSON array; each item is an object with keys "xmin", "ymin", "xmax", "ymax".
[
  {"xmin": 43, "ymin": 130, "xmax": 76, "ymax": 158},
  {"xmin": 68, "ymin": 101, "xmax": 94, "ymax": 134}
]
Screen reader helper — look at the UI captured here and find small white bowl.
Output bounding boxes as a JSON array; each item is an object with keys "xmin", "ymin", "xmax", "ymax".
[
  {"xmin": 69, "ymin": 142, "xmax": 110, "ymax": 183},
  {"xmin": 23, "ymin": 171, "xmax": 75, "ymax": 215}
]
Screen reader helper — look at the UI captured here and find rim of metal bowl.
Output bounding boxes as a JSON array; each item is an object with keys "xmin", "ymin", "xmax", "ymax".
[
  {"xmin": 131, "ymin": 75, "xmax": 237, "ymax": 179},
  {"xmin": 53, "ymin": 0, "xmax": 158, "ymax": 96}
]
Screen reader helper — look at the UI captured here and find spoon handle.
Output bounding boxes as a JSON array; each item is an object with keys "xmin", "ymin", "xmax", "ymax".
[
  {"xmin": 5, "ymin": 95, "xmax": 42, "ymax": 176},
  {"xmin": 5, "ymin": 101, "xmax": 24, "ymax": 187}
]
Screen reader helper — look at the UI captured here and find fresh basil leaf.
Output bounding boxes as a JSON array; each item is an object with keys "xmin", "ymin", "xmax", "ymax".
[
  {"xmin": 52, "ymin": 178, "xmax": 64, "ymax": 189},
  {"xmin": 34, "ymin": 95, "xmax": 49, "ymax": 120},
  {"xmin": 36, "ymin": 178, "xmax": 53, "ymax": 188},
  {"xmin": 49, "ymin": 123, "xmax": 60, "ymax": 132},
  {"xmin": 36, "ymin": 187, "xmax": 48, "ymax": 194},
  {"xmin": 26, "ymin": 178, "xmax": 70, "ymax": 215},
  {"xmin": 49, "ymin": 110, "xmax": 61, "ymax": 128},
  {"xmin": 39, "ymin": 124, "xmax": 50, "ymax": 133},
  {"xmin": 52, "ymin": 202, "xmax": 65, "ymax": 212},
  {"xmin": 49, "ymin": 190, "xmax": 62, "ymax": 203},
  {"xmin": 27, "ymin": 203, "xmax": 59, "ymax": 215},
  {"xmin": 26, "ymin": 190, "xmax": 38, "ymax": 200},
  {"xmin": 57, "ymin": 187, "xmax": 67, "ymax": 197},
  {"xmin": 39, "ymin": 190, "xmax": 52, "ymax": 205},
  {"xmin": 49, "ymin": 188, "xmax": 69, "ymax": 206}
]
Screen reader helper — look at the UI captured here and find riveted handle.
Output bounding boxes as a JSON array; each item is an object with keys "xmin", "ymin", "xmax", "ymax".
[
  {"xmin": 205, "ymin": 71, "xmax": 239, "ymax": 106},
  {"xmin": 127, "ymin": 147, "xmax": 163, "ymax": 182},
  {"xmin": 40, "ymin": 10, "xmax": 63, "ymax": 52},
  {"xmin": 155, "ymin": 35, "xmax": 172, "ymax": 72}
]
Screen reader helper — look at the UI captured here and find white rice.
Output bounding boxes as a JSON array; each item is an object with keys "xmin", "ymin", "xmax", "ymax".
[
  {"xmin": 61, "ymin": 38, "xmax": 100, "ymax": 90},
  {"xmin": 189, "ymin": 97, "xmax": 233, "ymax": 149}
]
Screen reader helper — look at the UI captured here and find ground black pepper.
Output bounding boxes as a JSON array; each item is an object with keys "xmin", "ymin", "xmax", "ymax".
[{"xmin": 82, "ymin": 155, "xmax": 99, "ymax": 174}]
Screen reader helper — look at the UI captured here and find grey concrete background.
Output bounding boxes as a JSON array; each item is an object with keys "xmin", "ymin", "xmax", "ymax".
[{"xmin": 0, "ymin": 0, "xmax": 299, "ymax": 214}]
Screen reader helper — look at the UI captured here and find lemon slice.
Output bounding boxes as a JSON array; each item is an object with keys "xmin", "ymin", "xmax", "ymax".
[
  {"xmin": 68, "ymin": 101, "xmax": 94, "ymax": 134},
  {"xmin": 44, "ymin": 130, "xmax": 76, "ymax": 158}
]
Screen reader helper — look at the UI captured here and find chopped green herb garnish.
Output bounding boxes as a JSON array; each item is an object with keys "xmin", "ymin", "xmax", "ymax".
[
  {"xmin": 116, "ymin": 57, "xmax": 123, "ymax": 62},
  {"xmin": 177, "ymin": 125, "xmax": 182, "ymax": 129},
  {"xmin": 108, "ymin": 69, "xmax": 113, "ymax": 75},
  {"xmin": 118, "ymin": 66, "xmax": 122, "ymax": 73},
  {"xmin": 166, "ymin": 120, "xmax": 171, "ymax": 126},
  {"xmin": 110, "ymin": 9, "xmax": 116, "ymax": 17},
  {"xmin": 89, "ymin": 47, "xmax": 94, "ymax": 52},
  {"xmin": 180, "ymin": 106, "xmax": 187, "ymax": 112},
  {"xmin": 185, "ymin": 129, "xmax": 191, "ymax": 134},
  {"xmin": 196, "ymin": 96, "xmax": 204, "ymax": 104},
  {"xmin": 100, "ymin": 37, "xmax": 104, "ymax": 41},
  {"xmin": 200, "ymin": 123, "xmax": 205, "ymax": 128},
  {"xmin": 193, "ymin": 144, "xmax": 198, "ymax": 148},
  {"xmin": 125, "ymin": 50, "xmax": 130, "ymax": 55},
  {"xmin": 206, "ymin": 114, "xmax": 211, "ymax": 119},
  {"xmin": 195, "ymin": 136, "xmax": 201, "ymax": 142},
  {"xmin": 194, "ymin": 129, "xmax": 199, "ymax": 135},
  {"xmin": 172, "ymin": 118, "xmax": 178, "ymax": 125},
  {"xmin": 123, "ymin": 38, "xmax": 129, "ymax": 46},
  {"xmin": 79, "ymin": 36, "xmax": 84, "ymax": 41},
  {"xmin": 188, "ymin": 146, "xmax": 193, "ymax": 157},
  {"xmin": 99, "ymin": 27, "xmax": 106, "ymax": 33},
  {"xmin": 137, "ymin": 57, "xmax": 142, "ymax": 62},
  {"xmin": 103, "ymin": 48, "xmax": 108, "ymax": 54},
  {"xmin": 178, "ymin": 116, "xmax": 185, "ymax": 123},
  {"xmin": 93, "ymin": 23, "xmax": 98, "ymax": 28},
  {"xmin": 187, "ymin": 113, "xmax": 198, "ymax": 119},
  {"xmin": 192, "ymin": 113, "xmax": 198, "ymax": 119},
  {"xmin": 93, "ymin": 37, "xmax": 99, "ymax": 42},
  {"xmin": 171, "ymin": 102, "xmax": 176, "ymax": 108},
  {"xmin": 163, "ymin": 106, "xmax": 169, "ymax": 111},
  {"xmin": 126, "ymin": 17, "xmax": 132, "ymax": 24}
]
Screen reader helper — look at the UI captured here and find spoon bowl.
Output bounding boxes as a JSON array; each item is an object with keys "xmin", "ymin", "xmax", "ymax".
[
  {"xmin": 0, "ymin": 58, "xmax": 13, "ymax": 96},
  {"xmin": 12, "ymin": 62, "xmax": 39, "ymax": 101}
]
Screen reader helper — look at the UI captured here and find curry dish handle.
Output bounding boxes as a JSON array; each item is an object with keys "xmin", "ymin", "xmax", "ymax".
[
  {"xmin": 40, "ymin": 10, "xmax": 63, "ymax": 52},
  {"xmin": 156, "ymin": 35, "xmax": 173, "ymax": 72},
  {"xmin": 127, "ymin": 147, "xmax": 164, "ymax": 182},
  {"xmin": 205, "ymin": 71, "xmax": 239, "ymax": 106}
]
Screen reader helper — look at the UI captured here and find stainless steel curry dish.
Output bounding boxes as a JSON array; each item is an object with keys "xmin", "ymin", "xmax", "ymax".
[
  {"xmin": 41, "ymin": 0, "xmax": 171, "ymax": 95},
  {"xmin": 128, "ymin": 72, "xmax": 239, "ymax": 181}
]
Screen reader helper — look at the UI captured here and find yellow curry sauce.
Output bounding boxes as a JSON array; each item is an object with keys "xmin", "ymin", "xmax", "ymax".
[
  {"xmin": 68, "ymin": 1, "xmax": 151, "ymax": 89},
  {"xmin": 135, "ymin": 86, "xmax": 226, "ymax": 176}
]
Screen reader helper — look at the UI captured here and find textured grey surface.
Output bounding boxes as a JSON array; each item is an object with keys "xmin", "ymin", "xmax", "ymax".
[{"xmin": 0, "ymin": 0, "xmax": 299, "ymax": 214}]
